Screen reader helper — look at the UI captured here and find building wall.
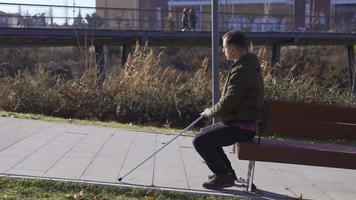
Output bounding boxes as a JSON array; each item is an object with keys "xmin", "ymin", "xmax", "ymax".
[
  {"xmin": 95, "ymin": 0, "xmax": 168, "ymax": 30},
  {"xmin": 0, "ymin": 12, "xmax": 21, "ymax": 27},
  {"xmin": 170, "ymin": 3, "xmax": 294, "ymax": 31},
  {"xmin": 96, "ymin": 0, "xmax": 136, "ymax": 9},
  {"xmin": 295, "ymin": 0, "xmax": 330, "ymax": 31},
  {"xmin": 95, "ymin": 0, "xmax": 137, "ymax": 29},
  {"xmin": 93, "ymin": 0, "xmax": 354, "ymax": 32},
  {"xmin": 138, "ymin": 0, "xmax": 168, "ymax": 30},
  {"xmin": 294, "ymin": 0, "xmax": 306, "ymax": 28},
  {"xmin": 333, "ymin": 3, "xmax": 356, "ymax": 32}
]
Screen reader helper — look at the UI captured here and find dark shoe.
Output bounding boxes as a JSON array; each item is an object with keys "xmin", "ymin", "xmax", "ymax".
[
  {"xmin": 229, "ymin": 170, "xmax": 238, "ymax": 181},
  {"xmin": 209, "ymin": 170, "xmax": 237, "ymax": 181},
  {"xmin": 202, "ymin": 174, "xmax": 235, "ymax": 190},
  {"xmin": 208, "ymin": 174, "xmax": 216, "ymax": 180}
]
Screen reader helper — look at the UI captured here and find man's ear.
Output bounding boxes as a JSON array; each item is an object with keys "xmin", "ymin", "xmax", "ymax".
[{"xmin": 230, "ymin": 46, "xmax": 238, "ymax": 54}]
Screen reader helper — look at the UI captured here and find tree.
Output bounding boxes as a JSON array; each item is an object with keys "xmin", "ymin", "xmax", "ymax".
[
  {"xmin": 32, "ymin": 13, "xmax": 47, "ymax": 27},
  {"xmin": 22, "ymin": 13, "xmax": 47, "ymax": 28},
  {"xmin": 85, "ymin": 13, "xmax": 105, "ymax": 29},
  {"xmin": 73, "ymin": 10, "xmax": 84, "ymax": 27}
]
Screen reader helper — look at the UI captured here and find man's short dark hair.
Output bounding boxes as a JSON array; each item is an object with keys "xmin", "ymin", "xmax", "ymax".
[{"xmin": 222, "ymin": 31, "xmax": 247, "ymax": 50}]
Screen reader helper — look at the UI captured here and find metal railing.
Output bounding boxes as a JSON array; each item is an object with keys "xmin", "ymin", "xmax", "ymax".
[{"xmin": 0, "ymin": 2, "xmax": 355, "ymax": 33}]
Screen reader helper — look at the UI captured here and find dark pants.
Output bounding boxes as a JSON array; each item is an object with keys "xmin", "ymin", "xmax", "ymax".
[{"xmin": 193, "ymin": 122, "xmax": 255, "ymax": 176}]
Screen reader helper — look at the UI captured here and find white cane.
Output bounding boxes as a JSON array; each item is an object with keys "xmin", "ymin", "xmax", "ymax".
[{"xmin": 118, "ymin": 115, "xmax": 204, "ymax": 182}]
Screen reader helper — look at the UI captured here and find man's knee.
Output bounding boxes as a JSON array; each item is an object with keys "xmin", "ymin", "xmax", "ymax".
[
  {"xmin": 192, "ymin": 135, "xmax": 200, "ymax": 147},
  {"xmin": 192, "ymin": 134, "xmax": 205, "ymax": 148}
]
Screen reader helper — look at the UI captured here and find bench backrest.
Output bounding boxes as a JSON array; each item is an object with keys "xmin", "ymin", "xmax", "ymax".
[{"xmin": 260, "ymin": 100, "xmax": 356, "ymax": 140}]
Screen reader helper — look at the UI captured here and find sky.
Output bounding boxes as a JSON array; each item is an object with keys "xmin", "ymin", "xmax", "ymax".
[
  {"xmin": 0, "ymin": 0, "xmax": 95, "ymax": 7},
  {"xmin": 0, "ymin": 0, "xmax": 96, "ymax": 24}
]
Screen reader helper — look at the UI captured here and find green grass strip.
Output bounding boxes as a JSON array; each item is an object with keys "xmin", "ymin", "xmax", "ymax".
[
  {"xmin": 0, "ymin": 177, "xmax": 244, "ymax": 200},
  {"xmin": 0, "ymin": 111, "xmax": 197, "ymax": 136}
]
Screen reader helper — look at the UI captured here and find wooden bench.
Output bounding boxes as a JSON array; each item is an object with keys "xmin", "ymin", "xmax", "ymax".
[{"xmin": 236, "ymin": 100, "xmax": 356, "ymax": 191}]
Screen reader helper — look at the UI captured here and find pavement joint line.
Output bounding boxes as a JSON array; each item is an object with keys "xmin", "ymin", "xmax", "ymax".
[
  {"xmin": 64, "ymin": 131, "xmax": 89, "ymax": 135},
  {"xmin": 0, "ymin": 121, "xmax": 28, "ymax": 136},
  {"xmin": 0, "ymin": 124, "xmax": 56, "ymax": 152},
  {"xmin": 178, "ymin": 137, "xmax": 191, "ymax": 189},
  {"xmin": 5, "ymin": 125, "xmax": 66, "ymax": 173},
  {"xmin": 79, "ymin": 133, "xmax": 115, "ymax": 179},
  {"xmin": 116, "ymin": 131, "xmax": 138, "ymax": 180},
  {"xmin": 151, "ymin": 134, "xmax": 158, "ymax": 187},
  {"xmin": 43, "ymin": 133, "xmax": 88, "ymax": 176},
  {"xmin": 0, "ymin": 173, "xmax": 252, "ymax": 198}
]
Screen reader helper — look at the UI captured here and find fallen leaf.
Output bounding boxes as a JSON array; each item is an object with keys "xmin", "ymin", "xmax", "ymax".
[
  {"xmin": 65, "ymin": 190, "xmax": 84, "ymax": 200},
  {"xmin": 145, "ymin": 195, "xmax": 154, "ymax": 200}
]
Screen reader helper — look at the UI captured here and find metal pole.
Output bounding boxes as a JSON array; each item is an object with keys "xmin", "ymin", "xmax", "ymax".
[
  {"xmin": 73, "ymin": 0, "xmax": 75, "ymax": 19},
  {"xmin": 225, "ymin": 0, "xmax": 227, "ymax": 31},
  {"xmin": 212, "ymin": 0, "xmax": 220, "ymax": 124},
  {"xmin": 347, "ymin": 45, "xmax": 356, "ymax": 94}
]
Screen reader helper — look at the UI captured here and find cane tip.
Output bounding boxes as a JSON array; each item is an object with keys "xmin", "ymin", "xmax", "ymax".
[{"xmin": 118, "ymin": 178, "xmax": 123, "ymax": 182}]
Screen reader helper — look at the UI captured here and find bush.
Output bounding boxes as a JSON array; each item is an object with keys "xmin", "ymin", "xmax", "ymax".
[
  {"xmin": 0, "ymin": 44, "xmax": 211, "ymax": 127},
  {"xmin": 0, "ymin": 45, "xmax": 354, "ymax": 128}
]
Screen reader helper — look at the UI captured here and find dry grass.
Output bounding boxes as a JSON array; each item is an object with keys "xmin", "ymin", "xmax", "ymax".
[{"xmin": 0, "ymin": 44, "xmax": 354, "ymax": 129}]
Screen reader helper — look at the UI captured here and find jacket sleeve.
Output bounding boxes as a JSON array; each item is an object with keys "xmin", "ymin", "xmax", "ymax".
[{"xmin": 209, "ymin": 67, "xmax": 249, "ymax": 118}]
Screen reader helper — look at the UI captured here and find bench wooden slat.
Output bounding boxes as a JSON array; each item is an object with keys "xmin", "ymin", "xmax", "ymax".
[
  {"xmin": 264, "ymin": 101, "xmax": 356, "ymax": 124},
  {"xmin": 264, "ymin": 117, "xmax": 356, "ymax": 140},
  {"xmin": 238, "ymin": 139, "xmax": 356, "ymax": 169},
  {"xmin": 237, "ymin": 100, "xmax": 356, "ymax": 191}
]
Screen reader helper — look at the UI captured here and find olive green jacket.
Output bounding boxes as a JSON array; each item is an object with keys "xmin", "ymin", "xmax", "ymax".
[{"xmin": 210, "ymin": 53, "xmax": 264, "ymax": 122}]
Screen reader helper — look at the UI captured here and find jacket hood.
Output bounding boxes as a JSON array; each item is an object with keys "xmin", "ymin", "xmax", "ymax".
[{"xmin": 236, "ymin": 53, "xmax": 261, "ymax": 72}]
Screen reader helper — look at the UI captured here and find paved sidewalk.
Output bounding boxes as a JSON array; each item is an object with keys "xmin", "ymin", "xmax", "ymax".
[{"xmin": 0, "ymin": 117, "xmax": 356, "ymax": 199}]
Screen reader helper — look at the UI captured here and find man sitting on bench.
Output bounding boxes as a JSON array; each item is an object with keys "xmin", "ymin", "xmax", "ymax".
[{"xmin": 193, "ymin": 31, "xmax": 264, "ymax": 190}]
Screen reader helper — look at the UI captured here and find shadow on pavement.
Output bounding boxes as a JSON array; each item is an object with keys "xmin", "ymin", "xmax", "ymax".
[{"xmin": 119, "ymin": 181, "xmax": 291, "ymax": 199}]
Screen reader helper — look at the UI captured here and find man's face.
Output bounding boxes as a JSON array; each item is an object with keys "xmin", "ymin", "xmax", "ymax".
[{"xmin": 222, "ymin": 38, "xmax": 235, "ymax": 61}]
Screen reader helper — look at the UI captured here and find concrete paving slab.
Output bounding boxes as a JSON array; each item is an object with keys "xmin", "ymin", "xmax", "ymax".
[
  {"xmin": 89, "ymin": 155, "xmax": 125, "ymax": 165},
  {"xmin": 80, "ymin": 174, "xmax": 117, "ymax": 183},
  {"xmin": 8, "ymin": 158, "xmax": 55, "ymax": 173},
  {"xmin": 154, "ymin": 179, "xmax": 188, "ymax": 188},
  {"xmin": 0, "ymin": 156, "xmax": 24, "ymax": 172},
  {"xmin": 0, "ymin": 123, "xmax": 52, "ymax": 151},
  {"xmin": 327, "ymin": 191, "xmax": 356, "ymax": 200},
  {"xmin": 1, "ymin": 117, "xmax": 356, "ymax": 199},
  {"xmin": 49, "ymin": 157, "xmax": 94, "ymax": 171},
  {"xmin": 45, "ymin": 168, "xmax": 84, "ymax": 179},
  {"xmin": 63, "ymin": 151, "xmax": 96, "ymax": 159},
  {"xmin": 82, "ymin": 162, "xmax": 120, "ymax": 176},
  {"xmin": 6, "ymin": 169, "xmax": 46, "ymax": 177},
  {"xmin": 0, "ymin": 119, "xmax": 30, "ymax": 135},
  {"xmin": 119, "ymin": 167, "xmax": 154, "ymax": 186}
]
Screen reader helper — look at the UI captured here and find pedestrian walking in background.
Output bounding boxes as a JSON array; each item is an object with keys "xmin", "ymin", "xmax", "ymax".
[
  {"xmin": 181, "ymin": 8, "xmax": 189, "ymax": 31},
  {"xmin": 189, "ymin": 8, "xmax": 198, "ymax": 31}
]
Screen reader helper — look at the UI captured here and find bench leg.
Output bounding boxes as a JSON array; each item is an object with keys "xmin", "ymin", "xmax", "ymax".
[
  {"xmin": 246, "ymin": 160, "xmax": 255, "ymax": 192},
  {"xmin": 232, "ymin": 143, "xmax": 238, "ymax": 153}
]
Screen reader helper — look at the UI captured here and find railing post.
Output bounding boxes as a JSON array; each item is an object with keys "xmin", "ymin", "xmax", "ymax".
[
  {"xmin": 272, "ymin": 44, "xmax": 281, "ymax": 66},
  {"xmin": 95, "ymin": 46, "xmax": 106, "ymax": 86},
  {"xmin": 347, "ymin": 45, "xmax": 356, "ymax": 93},
  {"xmin": 122, "ymin": 43, "xmax": 132, "ymax": 66},
  {"xmin": 50, "ymin": 5, "xmax": 53, "ymax": 28}
]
